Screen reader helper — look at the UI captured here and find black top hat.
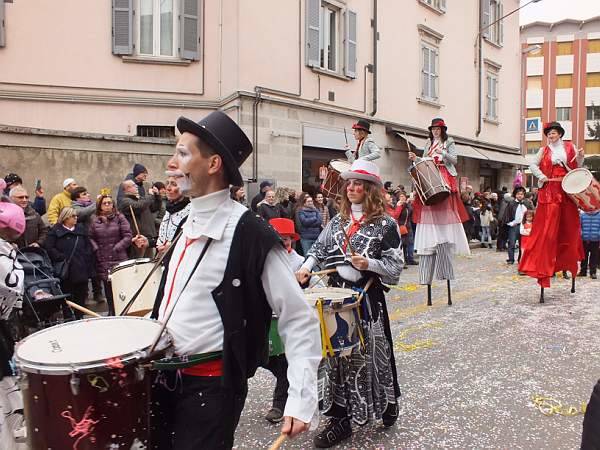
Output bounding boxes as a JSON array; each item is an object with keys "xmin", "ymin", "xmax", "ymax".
[
  {"xmin": 428, "ymin": 118, "xmax": 447, "ymax": 131},
  {"xmin": 177, "ymin": 111, "xmax": 252, "ymax": 186},
  {"xmin": 543, "ymin": 121, "xmax": 565, "ymax": 138},
  {"xmin": 352, "ymin": 119, "xmax": 371, "ymax": 134}
]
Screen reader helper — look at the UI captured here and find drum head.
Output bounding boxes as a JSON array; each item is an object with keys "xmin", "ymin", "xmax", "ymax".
[
  {"xmin": 329, "ymin": 159, "xmax": 351, "ymax": 173},
  {"xmin": 562, "ymin": 168, "xmax": 593, "ymax": 194},
  {"xmin": 110, "ymin": 258, "xmax": 152, "ymax": 273},
  {"xmin": 15, "ymin": 317, "xmax": 165, "ymax": 374},
  {"xmin": 304, "ymin": 287, "xmax": 357, "ymax": 304}
]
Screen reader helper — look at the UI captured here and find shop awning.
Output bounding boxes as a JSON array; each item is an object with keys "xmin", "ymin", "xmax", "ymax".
[
  {"xmin": 455, "ymin": 144, "xmax": 488, "ymax": 160},
  {"xmin": 395, "ymin": 133, "xmax": 428, "ymax": 151},
  {"xmin": 475, "ymin": 148, "xmax": 529, "ymax": 166}
]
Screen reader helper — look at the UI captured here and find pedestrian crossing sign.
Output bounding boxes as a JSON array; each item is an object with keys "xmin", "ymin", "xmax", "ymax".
[{"xmin": 526, "ymin": 118, "xmax": 540, "ymax": 133}]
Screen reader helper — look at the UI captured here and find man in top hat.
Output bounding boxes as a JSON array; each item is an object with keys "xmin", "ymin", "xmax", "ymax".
[
  {"xmin": 519, "ymin": 121, "xmax": 585, "ymax": 289},
  {"xmin": 344, "ymin": 119, "xmax": 381, "ymax": 163},
  {"xmin": 150, "ymin": 111, "xmax": 321, "ymax": 450}
]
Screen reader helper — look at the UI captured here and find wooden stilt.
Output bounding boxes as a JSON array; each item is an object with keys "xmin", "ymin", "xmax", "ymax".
[
  {"xmin": 539, "ymin": 287, "xmax": 544, "ymax": 304},
  {"xmin": 427, "ymin": 284, "xmax": 432, "ymax": 306},
  {"xmin": 447, "ymin": 280, "xmax": 452, "ymax": 306}
]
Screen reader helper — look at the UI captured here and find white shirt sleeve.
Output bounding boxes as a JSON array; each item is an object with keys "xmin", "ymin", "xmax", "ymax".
[{"xmin": 261, "ymin": 246, "xmax": 322, "ymax": 423}]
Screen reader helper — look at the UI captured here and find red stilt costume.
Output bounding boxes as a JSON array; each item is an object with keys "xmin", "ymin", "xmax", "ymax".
[{"xmin": 519, "ymin": 138, "xmax": 584, "ymax": 288}]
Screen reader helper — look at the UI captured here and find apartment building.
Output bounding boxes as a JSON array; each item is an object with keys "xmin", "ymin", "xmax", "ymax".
[
  {"xmin": 0, "ymin": 0, "xmax": 525, "ymax": 196},
  {"xmin": 521, "ymin": 16, "xmax": 600, "ymax": 183}
]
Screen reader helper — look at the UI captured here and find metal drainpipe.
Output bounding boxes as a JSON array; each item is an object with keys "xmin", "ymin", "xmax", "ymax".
[
  {"xmin": 251, "ymin": 87, "xmax": 263, "ymax": 182},
  {"xmin": 370, "ymin": 0, "xmax": 378, "ymax": 116},
  {"xmin": 476, "ymin": 0, "xmax": 483, "ymax": 138}
]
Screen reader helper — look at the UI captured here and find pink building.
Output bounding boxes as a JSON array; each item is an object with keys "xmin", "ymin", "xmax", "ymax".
[{"xmin": 0, "ymin": 0, "xmax": 525, "ymax": 197}]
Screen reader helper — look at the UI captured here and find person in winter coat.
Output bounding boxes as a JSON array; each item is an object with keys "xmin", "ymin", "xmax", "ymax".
[
  {"xmin": 4, "ymin": 173, "xmax": 46, "ymax": 216},
  {"xmin": 501, "ymin": 187, "xmax": 533, "ymax": 265},
  {"xmin": 251, "ymin": 180, "xmax": 273, "ymax": 212},
  {"xmin": 579, "ymin": 210, "xmax": 600, "ymax": 279},
  {"xmin": 297, "ymin": 196, "xmax": 322, "ymax": 254},
  {"xmin": 9, "ymin": 186, "xmax": 47, "ymax": 249},
  {"xmin": 47, "ymin": 178, "xmax": 78, "ymax": 225},
  {"xmin": 344, "ymin": 119, "xmax": 381, "ymax": 163},
  {"xmin": 275, "ymin": 187, "xmax": 294, "ymax": 219},
  {"xmin": 89, "ymin": 195, "xmax": 133, "ymax": 315},
  {"xmin": 314, "ymin": 192, "xmax": 331, "ymax": 227},
  {"xmin": 116, "ymin": 163, "xmax": 149, "ymax": 205},
  {"xmin": 257, "ymin": 190, "xmax": 284, "ymax": 222},
  {"xmin": 479, "ymin": 203, "xmax": 494, "ymax": 249},
  {"xmin": 118, "ymin": 180, "xmax": 162, "ymax": 257},
  {"xmin": 157, "ymin": 176, "xmax": 190, "ymax": 253},
  {"xmin": 44, "ymin": 207, "xmax": 95, "ymax": 318},
  {"xmin": 152, "ymin": 181, "xmax": 167, "ymax": 232},
  {"xmin": 71, "ymin": 187, "xmax": 97, "ymax": 229}
]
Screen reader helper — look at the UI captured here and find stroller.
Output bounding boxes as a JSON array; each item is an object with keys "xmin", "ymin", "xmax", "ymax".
[{"xmin": 12, "ymin": 247, "xmax": 76, "ymax": 339}]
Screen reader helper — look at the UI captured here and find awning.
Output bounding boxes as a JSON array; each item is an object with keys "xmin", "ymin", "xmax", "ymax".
[
  {"xmin": 475, "ymin": 148, "xmax": 529, "ymax": 166},
  {"xmin": 455, "ymin": 144, "xmax": 488, "ymax": 160},
  {"xmin": 395, "ymin": 132, "xmax": 427, "ymax": 151}
]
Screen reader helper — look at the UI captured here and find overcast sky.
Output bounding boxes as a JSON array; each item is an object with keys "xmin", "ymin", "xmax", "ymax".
[{"xmin": 520, "ymin": 0, "xmax": 600, "ymax": 25}]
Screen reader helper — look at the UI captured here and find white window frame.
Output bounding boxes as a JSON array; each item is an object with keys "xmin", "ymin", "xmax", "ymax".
[
  {"xmin": 485, "ymin": 69, "xmax": 499, "ymax": 121},
  {"xmin": 136, "ymin": 0, "xmax": 179, "ymax": 58},
  {"xmin": 588, "ymin": 105, "xmax": 600, "ymax": 121},
  {"xmin": 319, "ymin": 1, "xmax": 340, "ymax": 73},
  {"xmin": 488, "ymin": 0, "xmax": 503, "ymax": 46},
  {"xmin": 419, "ymin": 0, "xmax": 447, "ymax": 14},
  {"xmin": 556, "ymin": 107, "xmax": 571, "ymax": 121},
  {"xmin": 420, "ymin": 41, "xmax": 439, "ymax": 102}
]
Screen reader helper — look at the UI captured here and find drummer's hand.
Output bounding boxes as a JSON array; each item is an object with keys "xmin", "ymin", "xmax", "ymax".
[
  {"xmin": 408, "ymin": 151, "xmax": 417, "ymax": 162},
  {"xmin": 133, "ymin": 234, "xmax": 149, "ymax": 250},
  {"xmin": 281, "ymin": 416, "xmax": 309, "ymax": 439},
  {"xmin": 577, "ymin": 147, "xmax": 585, "ymax": 158},
  {"xmin": 350, "ymin": 255, "xmax": 369, "ymax": 271},
  {"xmin": 156, "ymin": 242, "xmax": 170, "ymax": 253},
  {"xmin": 295, "ymin": 268, "xmax": 311, "ymax": 284}
]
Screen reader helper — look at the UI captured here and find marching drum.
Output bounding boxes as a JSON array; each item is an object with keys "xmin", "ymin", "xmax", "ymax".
[
  {"xmin": 410, "ymin": 158, "xmax": 451, "ymax": 206},
  {"xmin": 304, "ymin": 288, "xmax": 362, "ymax": 358},
  {"xmin": 109, "ymin": 258, "xmax": 163, "ymax": 316},
  {"xmin": 562, "ymin": 168, "xmax": 600, "ymax": 212},
  {"xmin": 322, "ymin": 159, "xmax": 352, "ymax": 199},
  {"xmin": 15, "ymin": 316, "xmax": 171, "ymax": 450}
]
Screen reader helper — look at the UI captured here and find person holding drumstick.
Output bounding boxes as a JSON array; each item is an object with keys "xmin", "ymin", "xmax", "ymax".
[
  {"xmin": 344, "ymin": 119, "xmax": 381, "ymax": 163},
  {"xmin": 519, "ymin": 121, "xmax": 585, "ymax": 293},
  {"xmin": 150, "ymin": 111, "xmax": 321, "ymax": 450},
  {"xmin": 408, "ymin": 118, "xmax": 470, "ymax": 305},
  {"xmin": 296, "ymin": 159, "xmax": 403, "ymax": 448}
]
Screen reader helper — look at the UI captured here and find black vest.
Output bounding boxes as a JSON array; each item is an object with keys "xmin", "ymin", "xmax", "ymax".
[{"xmin": 152, "ymin": 210, "xmax": 281, "ymax": 391}]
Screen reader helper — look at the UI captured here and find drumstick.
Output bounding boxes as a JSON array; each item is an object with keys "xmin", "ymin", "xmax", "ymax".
[
  {"xmin": 357, "ymin": 278, "xmax": 375, "ymax": 304},
  {"xmin": 310, "ymin": 268, "xmax": 337, "ymax": 277},
  {"xmin": 66, "ymin": 300, "xmax": 102, "ymax": 318},
  {"xmin": 343, "ymin": 128, "xmax": 348, "ymax": 145},
  {"xmin": 341, "ymin": 225, "xmax": 356, "ymax": 256},
  {"xmin": 268, "ymin": 434, "xmax": 287, "ymax": 450},
  {"xmin": 129, "ymin": 205, "xmax": 141, "ymax": 236}
]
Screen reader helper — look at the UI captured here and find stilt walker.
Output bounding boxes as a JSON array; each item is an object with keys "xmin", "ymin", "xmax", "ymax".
[
  {"xmin": 408, "ymin": 118, "xmax": 470, "ymax": 306},
  {"xmin": 518, "ymin": 122, "xmax": 585, "ymax": 303}
]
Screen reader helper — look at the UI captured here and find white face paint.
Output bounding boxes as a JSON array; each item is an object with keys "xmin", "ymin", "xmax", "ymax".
[{"xmin": 166, "ymin": 143, "xmax": 194, "ymax": 194}]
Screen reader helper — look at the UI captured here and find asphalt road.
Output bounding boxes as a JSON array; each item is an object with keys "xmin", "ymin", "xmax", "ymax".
[{"xmin": 235, "ymin": 248, "xmax": 600, "ymax": 450}]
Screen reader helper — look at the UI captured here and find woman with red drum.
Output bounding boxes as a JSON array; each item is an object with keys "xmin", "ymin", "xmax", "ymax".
[
  {"xmin": 408, "ymin": 118, "xmax": 470, "ymax": 305},
  {"xmin": 519, "ymin": 121, "xmax": 585, "ymax": 295}
]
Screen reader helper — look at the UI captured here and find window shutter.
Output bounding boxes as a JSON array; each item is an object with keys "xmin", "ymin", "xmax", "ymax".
[
  {"xmin": 421, "ymin": 46, "xmax": 429, "ymax": 97},
  {"xmin": 438, "ymin": 0, "xmax": 447, "ymax": 13},
  {"xmin": 306, "ymin": 0, "xmax": 320, "ymax": 67},
  {"xmin": 345, "ymin": 9, "xmax": 357, "ymax": 78},
  {"xmin": 180, "ymin": 0, "xmax": 200, "ymax": 60},
  {"xmin": 0, "ymin": 1, "xmax": 6, "ymax": 48},
  {"xmin": 112, "ymin": 0, "xmax": 133, "ymax": 55},
  {"xmin": 432, "ymin": 48, "xmax": 439, "ymax": 99},
  {"xmin": 498, "ymin": 2, "xmax": 504, "ymax": 45},
  {"xmin": 481, "ymin": 0, "xmax": 490, "ymax": 39}
]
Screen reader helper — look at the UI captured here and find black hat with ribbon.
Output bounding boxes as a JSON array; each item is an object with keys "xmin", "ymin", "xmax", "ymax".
[
  {"xmin": 428, "ymin": 118, "xmax": 447, "ymax": 131},
  {"xmin": 352, "ymin": 119, "xmax": 372, "ymax": 134},
  {"xmin": 543, "ymin": 121, "xmax": 565, "ymax": 138}
]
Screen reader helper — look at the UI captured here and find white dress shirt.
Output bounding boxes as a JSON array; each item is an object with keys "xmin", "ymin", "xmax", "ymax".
[{"xmin": 158, "ymin": 189, "xmax": 321, "ymax": 422}]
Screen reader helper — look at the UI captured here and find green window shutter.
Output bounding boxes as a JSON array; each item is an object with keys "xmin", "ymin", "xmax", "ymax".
[
  {"xmin": 344, "ymin": 9, "xmax": 357, "ymax": 78},
  {"xmin": 112, "ymin": 0, "xmax": 133, "ymax": 55},
  {"xmin": 180, "ymin": 0, "xmax": 200, "ymax": 60},
  {"xmin": 306, "ymin": 0, "xmax": 320, "ymax": 67}
]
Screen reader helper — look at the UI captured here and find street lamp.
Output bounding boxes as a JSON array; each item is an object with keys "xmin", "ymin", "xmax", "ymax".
[{"xmin": 475, "ymin": 0, "xmax": 543, "ymax": 136}]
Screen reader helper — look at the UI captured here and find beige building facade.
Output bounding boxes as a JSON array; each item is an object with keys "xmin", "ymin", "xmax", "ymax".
[{"xmin": 0, "ymin": 0, "xmax": 526, "ymax": 197}]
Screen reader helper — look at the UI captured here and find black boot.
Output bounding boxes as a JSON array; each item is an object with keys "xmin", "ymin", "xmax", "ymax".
[
  {"xmin": 313, "ymin": 417, "xmax": 352, "ymax": 448},
  {"xmin": 382, "ymin": 402, "xmax": 399, "ymax": 427}
]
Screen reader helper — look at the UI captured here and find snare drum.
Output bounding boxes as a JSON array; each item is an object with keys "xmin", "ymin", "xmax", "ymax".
[
  {"xmin": 410, "ymin": 158, "xmax": 451, "ymax": 206},
  {"xmin": 109, "ymin": 258, "xmax": 163, "ymax": 316},
  {"xmin": 304, "ymin": 288, "xmax": 362, "ymax": 358},
  {"xmin": 561, "ymin": 168, "xmax": 600, "ymax": 212},
  {"xmin": 14, "ymin": 316, "xmax": 171, "ymax": 450},
  {"xmin": 322, "ymin": 159, "xmax": 352, "ymax": 199}
]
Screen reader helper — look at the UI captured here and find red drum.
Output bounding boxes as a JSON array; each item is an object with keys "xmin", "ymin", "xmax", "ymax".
[
  {"xmin": 561, "ymin": 168, "xmax": 600, "ymax": 212},
  {"xmin": 322, "ymin": 159, "xmax": 352, "ymax": 199},
  {"xmin": 410, "ymin": 158, "xmax": 451, "ymax": 206},
  {"xmin": 15, "ymin": 316, "xmax": 171, "ymax": 450}
]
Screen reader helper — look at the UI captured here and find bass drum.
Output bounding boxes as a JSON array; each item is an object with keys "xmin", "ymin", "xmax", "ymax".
[
  {"xmin": 322, "ymin": 159, "xmax": 352, "ymax": 199},
  {"xmin": 562, "ymin": 168, "xmax": 600, "ymax": 212},
  {"xmin": 109, "ymin": 259, "xmax": 163, "ymax": 316},
  {"xmin": 410, "ymin": 158, "xmax": 451, "ymax": 206},
  {"xmin": 14, "ymin": 316, "xmax": 171, "ymax": 450}
]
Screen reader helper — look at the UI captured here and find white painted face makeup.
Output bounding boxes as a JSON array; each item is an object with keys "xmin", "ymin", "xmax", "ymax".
[{"xmin": 166, "ymin": 143, "xmax": 194, "ymax": 194}]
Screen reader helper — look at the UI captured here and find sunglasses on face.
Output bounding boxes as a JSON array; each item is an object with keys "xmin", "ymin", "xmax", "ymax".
[{"xmin": 15, "ymin": 195, "xmax": 29, "ymax": 199}]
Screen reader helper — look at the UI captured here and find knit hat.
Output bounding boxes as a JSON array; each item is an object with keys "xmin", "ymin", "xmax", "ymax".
[
  {"xmin": 133, "ymin": 163, "xmax": 148, "ymax": 178},
  {"xmin": 260, "ymin": 180, "xmax": 273, "ymax": 191},
  {"xmin": 0, "ymin": 201, "xmax": 26, "ymax": 235},
  {"xmin": 63, "ymin": 178, "xmax": 76, "ymax": 189},
  {"xmin": 4, "ymin": 173, "xmax": 22, "ymax": 187}
]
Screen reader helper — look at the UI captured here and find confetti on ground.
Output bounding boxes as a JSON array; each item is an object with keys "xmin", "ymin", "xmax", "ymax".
[
  {"xmin": 531, "ymin": 394, "xmax": 587, "ymax": 417},
  {"xmin": 394, "ymin": 322, "xmax": 444, "ymax": 352}
]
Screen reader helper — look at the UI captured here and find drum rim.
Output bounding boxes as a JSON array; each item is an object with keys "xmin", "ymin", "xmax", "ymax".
[
  {"xmin": 15, "ymin": 316, "xmax": 168, "ymax": 375},
  {"xmin": 562, "ymin": 167, "xmax": 593, "ymax": 193},
  {"xmin": 110, "ymin": 258, "xmax": 154, "ymax": 272},
  {"xmin": 303, "ymin": 287, "xmax": 358, "ymax": 302},
  {"xmin": 329, "ymin": 159, "xmax": 352, "ymax": 171}
]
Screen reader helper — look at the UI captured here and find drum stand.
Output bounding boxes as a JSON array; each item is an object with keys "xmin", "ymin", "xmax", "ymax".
[
  {"xmin": 426, "ymin": 281, "xmax": 453, "ymax": 307},
  {"xmin": 539, "ymin": 277, "xmax": 575, "ymax": 304}
]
